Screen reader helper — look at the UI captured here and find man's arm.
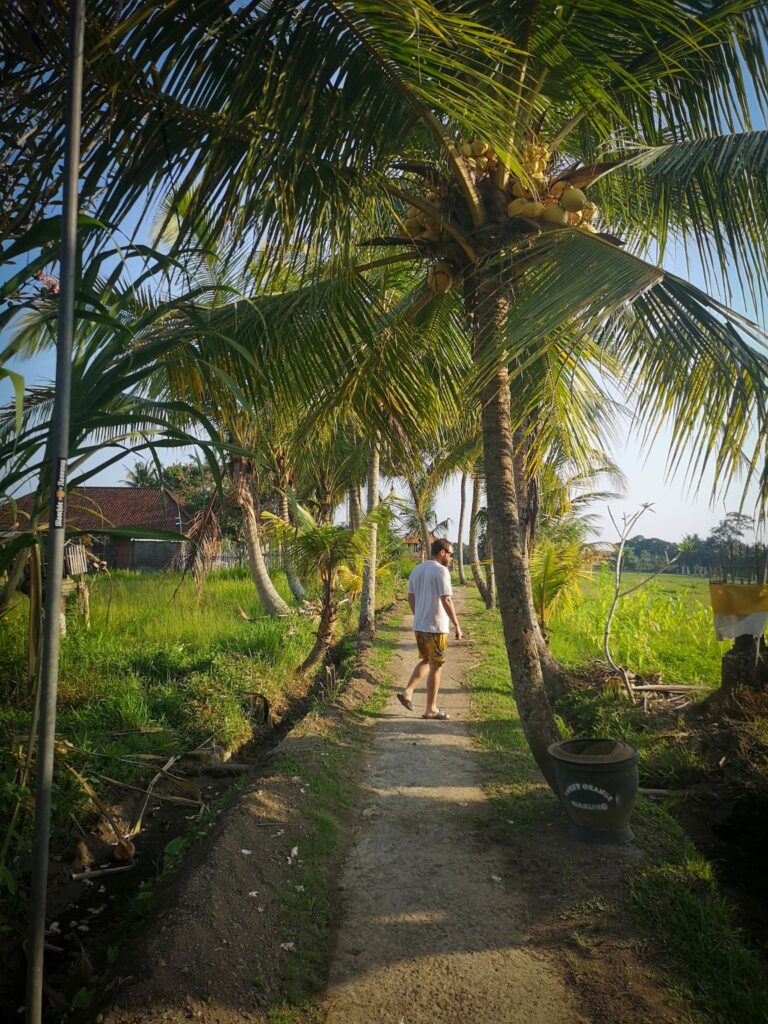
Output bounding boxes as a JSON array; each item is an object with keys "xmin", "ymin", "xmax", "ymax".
[
  {"xmin": 440, "ymin": 595, "xmax": 463, "ymax": 640},
  {"xmin": 408, "ymin": 593, "xmax": 416, "ymax": 614}
]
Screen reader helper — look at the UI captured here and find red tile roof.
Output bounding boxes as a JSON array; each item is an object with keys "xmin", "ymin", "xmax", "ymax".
[
  {"xmin": 403, "ymin": 533, "xmax": 437, "ymax": 545},
  {"xmin": 0, "ymin": 487, "xmax": 191, "ymax": 534}
]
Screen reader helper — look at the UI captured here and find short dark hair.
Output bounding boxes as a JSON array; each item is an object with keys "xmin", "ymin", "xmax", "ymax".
[{"xmin": 431, "ymin": 539, "xmax": 452, "ymax": 556}]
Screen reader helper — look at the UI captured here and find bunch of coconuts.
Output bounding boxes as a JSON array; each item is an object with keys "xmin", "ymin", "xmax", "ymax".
[
  {"xmin": 412, "ymin": 136, "xmax": 603, "ymax": 294},
  {"xmin": 458, "ymin": 136, "xmax": 600, "ymax": 233},
  {"xmin": 403, "ymin": 199, "xmax": 451, "ymax": 244}
]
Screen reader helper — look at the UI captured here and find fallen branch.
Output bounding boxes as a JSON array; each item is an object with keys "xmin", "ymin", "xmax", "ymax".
[
  {"xmin": 71, "ymin": 863, "xmax": 135, "ymax": 881},
  {"xmin": 63, "ymin": 763, "xmax": 135, "ymax": 861},
  {"xmin": 632, "ymin": 684, "xmax": 708, "ymax": 692},
  {"xmin": 94, "ymin": 773, "xmax": 201, "ymax": 808},
  {"xmin": 130, "ymin": 755, "xmax": 179, "ymax": 837}
]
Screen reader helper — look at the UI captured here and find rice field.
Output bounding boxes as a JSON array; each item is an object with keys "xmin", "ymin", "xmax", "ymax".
[{"xmin": 548, "ymin": 568, "xmax": 724, "ymax": 687}]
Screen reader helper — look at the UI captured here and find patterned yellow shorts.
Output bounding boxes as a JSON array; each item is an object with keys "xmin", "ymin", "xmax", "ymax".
[{"xmin": 415, "ymin": 631, "xmax": 448, "ymax": 665}]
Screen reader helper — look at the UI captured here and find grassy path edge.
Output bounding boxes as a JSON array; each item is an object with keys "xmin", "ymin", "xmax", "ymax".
[{"xmin": 462, "ymin": 590, "xmax": 768, "ymax": 1024}]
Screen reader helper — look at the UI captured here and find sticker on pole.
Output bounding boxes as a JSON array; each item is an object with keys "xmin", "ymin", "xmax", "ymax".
[{"xmin": 53, "ymin": 458, "xmax": 67, "ymax": 528}]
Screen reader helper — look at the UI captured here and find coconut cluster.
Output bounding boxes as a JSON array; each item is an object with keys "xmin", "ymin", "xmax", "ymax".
[
  {"xmin": 405, "ymin": 136, "xmax": 604, "ymax": 295},
  {"xmin": 459, "ymin": 137, "xmax": 600, "ymax": 234},
  {"xmin": 426, "ymin": 259, "xmax": 453, "ymax": 294},
  {"xmin": 403, "ymin": 200, "xmax": 452, "ymax": 244}
]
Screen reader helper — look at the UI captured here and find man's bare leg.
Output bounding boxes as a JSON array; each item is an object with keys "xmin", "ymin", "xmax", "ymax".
[
  {"xmin": 424, "ymin": 662, "xmax": 444, "ymax": 717},
  {"xmin": 402, "ymin": 659, "xmax": 429, "ymax": 704}
]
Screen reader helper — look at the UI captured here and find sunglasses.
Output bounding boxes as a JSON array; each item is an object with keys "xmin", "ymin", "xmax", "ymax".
[{"xmin": 441, "ymin": 549, "xmax": 454, "ymax": 557}]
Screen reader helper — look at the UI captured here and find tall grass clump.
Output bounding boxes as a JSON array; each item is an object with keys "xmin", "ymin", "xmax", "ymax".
[
  {"xmin": 554, "ymin": 684, "xmax": 709, "ymax": 788},
  {"xmin": 631, "ymin": 801, "xmax": 768, "ymax": 1024}
]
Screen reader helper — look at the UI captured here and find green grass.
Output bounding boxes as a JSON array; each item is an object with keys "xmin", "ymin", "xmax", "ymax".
[
  {"xmin": 549, "ymin": 567, "xmax": 725, "ymax": 686},
  {"xmin": 630, "ymin": 802, "xmax": 768, "ymax": 1024},
  {"xmin": 463, "ymin": 597, "xmax": 560, "ymax": 827},
  {"xmin": 463, "ymin": 590, "xmax": 768, "ymax": 1024},
  {"xmin": 0, "ymin": 566, "xmax": 405, "ymax": 937},
  {"xmin": 554, "ymin": 684, "xmax": 709, "ymax": 788}
]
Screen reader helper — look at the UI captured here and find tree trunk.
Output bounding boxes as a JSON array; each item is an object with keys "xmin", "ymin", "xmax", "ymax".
[
  {"xmin": 457, "ymin": 471, "xmax": 467, "ymax": 585},
  {"xmin": 232, "ymin": 479, "xmax": 291, "ymax": 617},
  {"xmin": 316, "ymin": 474, "xmax": 334, "ymax": 524},
  {"xmin": 468, "ymin": 474, "xmax": 489, "ymax": 603},
  {"xmin": 299, "ymin": 581, "xmax": 337, "ymax": 674},
  {"xmin": 475, "ymin": 287, "xmax": 560, "ymax": 793},
  {"xmin": 484, "ymin": 533, "xmax": 496, "ymax": 610},
  {"xmin": 406, "ymin": 474, "xmax": 431, "ymax": 560},
  {"xmin": 358, "ymin": 440, "xmax": 380, "ymax": 635},
  {"xmin": 0, "ymin": 508, "xmax": 42, "ymax": 616},
  {"xmin": 348, "ymin": 485, "xmax": 363, "ymax": 531},
  {"xmin": 279, "ymin": 491, "xmax": 306, "ymax": 602},
  {"xmin": 510, "ymin": 446, "xmax": 572, "ymax": 702},
  {"xmin": 0, "ymin": 551, "xmax": 30, "ymax": 617}
]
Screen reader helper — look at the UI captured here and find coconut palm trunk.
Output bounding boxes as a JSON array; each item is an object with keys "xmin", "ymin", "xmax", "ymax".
[
  {"xmin": 358, "ymin": 439, "xmax": 380, "ymax": 635},
  {"xmin": 279, "ymin": 491, "xmax": 306, "ymax": 602},
  {"xmin": 348, "ymin": 485, "xmax": 363, "ymax": 531},
  {"xmin": 299, "ymin": 585, "xmax": 337, "ymax": 671},
  {"xmin": 475, "ymin": 288, "xmax": 560, "ymax": 791},
  {"xmin": 511, "ymin": 447, "xmax": 572, "ymax": 702},
  {"xmin": 0, "ymin": 549, "xmax": 31, "ymax": 617},
  {"xmin": 468, "ymin": 473, "xmax": 489, "ymax": 604},
  {"xmin": 298, "ymin": 578, "xmax": 337, "ymax": 674},
  {"xmin": 457, "ymin": 470, "xmax": 467, "ymax": 585},
  {"xmin": 230, "ymin": 469, "xmax": 291, "ymax": 617},
  {"xmin": 483, "ymin": 533, "xmax": 496, "ymax": 610},
  {"xmin": 406, "ymin": 473, "xmax": 431, "ymax": 560}
]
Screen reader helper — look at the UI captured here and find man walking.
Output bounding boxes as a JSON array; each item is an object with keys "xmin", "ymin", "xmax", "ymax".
[{"xmin": 398, "ymin": 538, "xmax": 462, "ymax": 720}]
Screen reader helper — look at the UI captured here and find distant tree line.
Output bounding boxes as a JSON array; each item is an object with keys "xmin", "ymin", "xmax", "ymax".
[{"xmin": 617, "ymin": 513, "xmax": 767, "ymax": 581}]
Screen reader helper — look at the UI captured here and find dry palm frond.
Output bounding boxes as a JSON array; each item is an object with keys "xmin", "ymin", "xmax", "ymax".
[{"xmin": 171, "ymin": 495, "xmax": 222, "ymax": 598}]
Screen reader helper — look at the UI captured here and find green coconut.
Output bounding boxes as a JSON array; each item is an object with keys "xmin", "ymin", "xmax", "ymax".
[
  {"xmin": 560, "ymin": 187, "xmax": 587, "ymax": 212},
  {"xmin": 427, "ymin": 260, "xmax": 453, "ymax": 293},
  {"xmin": 520, "ymin": 200, "xmax": 544, "ymax": 219},
  {"xmin": 506, "ymin": 198, "xmax": 528, "ymax": 217},
  {"xmin": 541, "ymin": 203, "xmax": 568, "ymax": 226}
]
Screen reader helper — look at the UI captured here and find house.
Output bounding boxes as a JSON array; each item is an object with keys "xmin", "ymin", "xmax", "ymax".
[
  {"xmin": 0, "ymin": 487, "xmax": 192, "ymax": 571},
  {"xmin": 403, "ymin": 532, "xmax": 438, "ymax": 561}
]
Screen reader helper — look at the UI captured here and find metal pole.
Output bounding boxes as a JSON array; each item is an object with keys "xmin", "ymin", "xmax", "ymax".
[{"xmin": 25, "ymin": 2, "xmax": 85, "ymax": 1020}]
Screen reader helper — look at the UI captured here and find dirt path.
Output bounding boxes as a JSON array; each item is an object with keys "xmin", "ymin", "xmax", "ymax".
[
  {"xmin": 321, "ymin": 592, "xmax": 587, "ymax": 1024},
  {"xmin": 98, "ymin": 593, "xmax": 685, "ymax": 1024}
]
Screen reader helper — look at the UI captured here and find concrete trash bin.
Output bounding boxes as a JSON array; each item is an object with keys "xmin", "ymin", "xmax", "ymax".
[{"xmin": 548, "ymin": 738, "xmax": 639, "ymax": 844}]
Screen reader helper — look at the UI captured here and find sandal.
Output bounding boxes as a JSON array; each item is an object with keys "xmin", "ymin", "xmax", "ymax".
[
  {"xmin": 397, "ymin": 692, "xmax": 414, "ymax": 712},
  {"xmin": 422, "ymin": 709, "xmax": 449, "ymax": 720}
]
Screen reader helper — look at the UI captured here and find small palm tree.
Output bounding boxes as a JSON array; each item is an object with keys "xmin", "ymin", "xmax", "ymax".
[
  {"xmin": 529, "ymin": 534, "xmax": 599, "ymax": 633},
  {"xmin": 261, "ymin": 501, "xmax": 390, "ymax": 674},
  {"xmin": 123, "ymin": 460, "xmax": 159, "ymax": 488}
]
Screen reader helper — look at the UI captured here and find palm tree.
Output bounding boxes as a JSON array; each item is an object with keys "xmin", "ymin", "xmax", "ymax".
[
  {"xmin": 456, "ymin": 471, "xmax": 468, "ymax": 586},
  {"xmin": 261, "ymin": 501, "xmax": 389, "ymax": 673},
  {"xmin": 529, "ymin": 452, "xmax": 622, "ymax": 631},
  {"xmin": 0, "ymin": 243, "xmax": 229, "ymax": 615},
  {"xmin": 225, "ymin": 415, "xmax": 292, "ymax": 617},
  {"xmin": 123, "ymin": 460, "xmax": 159, "ymax": 488},
  {"xmin": 10, "ymin": 2, "xmax": 768, "ymax": 790},
  {"xmin": 467, "ymin": 469, "xmax": 489, "ymax": 605}
]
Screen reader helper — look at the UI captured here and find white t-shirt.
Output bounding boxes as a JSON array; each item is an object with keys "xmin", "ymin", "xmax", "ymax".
[{"xmin": 408, "ymin": 560, "xmax": 452, "ymax": 634}]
